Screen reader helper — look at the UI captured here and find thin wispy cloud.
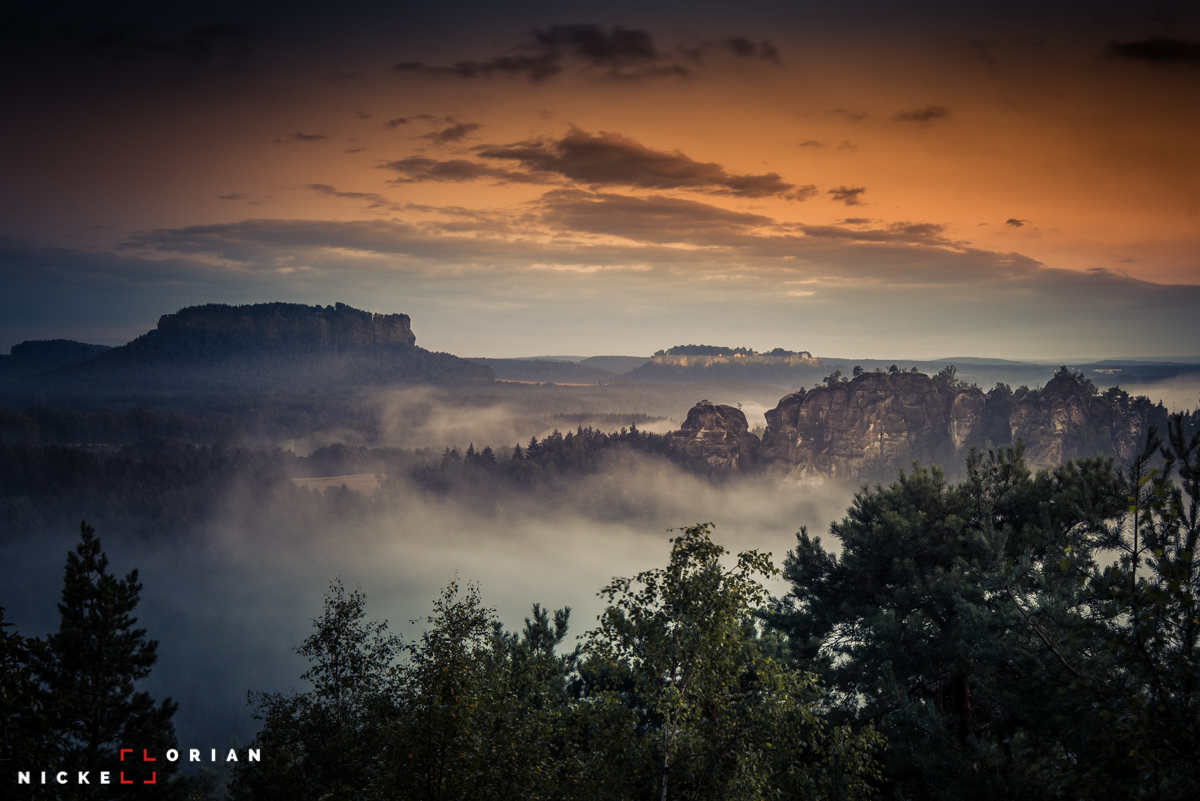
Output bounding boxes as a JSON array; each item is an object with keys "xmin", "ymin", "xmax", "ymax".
[
  {"xmin": 893, "ymin": 105, "xmax": 948, "ymax": 123},
  {"xmin": 275, "ymin": 131, "xmax": 328, "ymax": 144}
]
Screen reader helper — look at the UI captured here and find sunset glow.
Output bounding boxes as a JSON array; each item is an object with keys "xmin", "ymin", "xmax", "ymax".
[{"xmin": 2, "ymin": 1, "xmax": 1197, "ymax": 358}]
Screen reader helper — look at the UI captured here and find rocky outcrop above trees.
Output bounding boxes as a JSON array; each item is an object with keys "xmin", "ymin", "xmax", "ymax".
[
  {"xmin": 1009, "ymin": 371, "xmax": 1148, "ymax": 468},
  {"xmin": 674, "ymin": 368, "xmax": 1156, "ymax": 476},
  {"xmin": 670, "ymin": 402, "xmax": 761, "ymax": 470},
  {"xmin": 759, "ymin": 371, "xmax": 985, "ymax": 478}
]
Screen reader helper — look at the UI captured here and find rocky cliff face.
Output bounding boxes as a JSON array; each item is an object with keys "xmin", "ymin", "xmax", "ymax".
[
  {"xmin": 153, "ymin": 302, "xmax": 416, "ymax": 353},
  {"xmin": 673, "ymin": 369, "xmax": 1153, "ymax": 478},
  {"xmin": 670, "ymin": 402, "xmax": 760, "ymax": 470},
  {"xmin": 759, "ymin": 372, "xmax": 985, "ymax": 478},
  {"xmin": 1010, "ymin": 372, "xmax": 1146, "ymax": 469}
]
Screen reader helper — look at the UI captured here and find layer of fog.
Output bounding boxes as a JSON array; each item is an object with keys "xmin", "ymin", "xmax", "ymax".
[
  {"xmin": 0, "ymin": 452, "xmax": 859, "ymax": 754},
  {"xmin": 1122, "ymin": 375, "xmax": 1200, "ymax": 413},
  {"xmin": 287, "ymin": 382, "xmax": 788, "ymax": 455}
]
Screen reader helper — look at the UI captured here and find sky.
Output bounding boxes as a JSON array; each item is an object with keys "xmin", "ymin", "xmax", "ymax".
[{"xmin": 1, "ymin": 0, "xmax": 1198, "ymax": 359}]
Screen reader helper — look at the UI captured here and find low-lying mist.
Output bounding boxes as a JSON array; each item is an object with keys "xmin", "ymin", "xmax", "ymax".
[
  {"xmin": 0, "ymin": 448, "xmax": 860, "ymax": 752},
  {"xmin": 1122, "ymin": 375, "xmax": 1200, "ymax": 413},
  {"xmin": 287, "ymin": 382, "xmax": 786, "ymax": 454}
]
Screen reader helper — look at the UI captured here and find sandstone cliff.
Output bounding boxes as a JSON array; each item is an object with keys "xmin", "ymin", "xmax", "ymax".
[
  {"xmin": 673, "ymin": 369, "xmax": 1156, "ymax": 477},
  {"xmin": 759, "ymin": 372, "xmax": 985, "ymax": 478},
  {"xmin": 670, "ymin": 402, "xmax": 761, "ymax": 470},
  {"xmin": 136, "ymin": 302, "xmax": 416, "ymax": 359},
  {"xmin": 1010, "ymin": 371, "xmax": 1147, "ymax": 468}
]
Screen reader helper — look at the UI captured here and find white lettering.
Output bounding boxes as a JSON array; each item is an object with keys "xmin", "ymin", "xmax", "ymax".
[
  {"xmin": 100, "ymin": 771, "xmax": 110, "ymax": 784},
  {"xmin": 18, "ymin": 772, "xmax": 30, "ymax": 784},
  {"xmin": 166, "ymin": 749, "xmax": 179, "ymax": 762},
  {"xmin": 211, "ymin": 749, "xmax": 217, "ymax": 762},
  {"xmin": 190, "ymin": 749, "xmax": 200, "ymax": 762},
  {"xmin": 41, "ymin": 771, "xmax": 47, "ymax": 784},
  {"xmin": 227, "ymin": 749, "xmax": 238, "ymax": 762},
  {"xmin": 78, "ymin": 772, "xmax": 90, "ymax": 784},
  {"xmin": 56, "ymin": 771, "xmax": 68, "ymax": 784},
  {"xmin": 249, "ymin": 749, "xmax": 261, "ymax": 762}
]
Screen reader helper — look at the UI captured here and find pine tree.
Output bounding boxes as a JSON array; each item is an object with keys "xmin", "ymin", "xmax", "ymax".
[
  {"xmin": 40, "ymin": 521, "xmax": 182, "ymax": 799},
  {"xmin": 1, "ymin": 606, "xmax": 53, "ymax": 798}
]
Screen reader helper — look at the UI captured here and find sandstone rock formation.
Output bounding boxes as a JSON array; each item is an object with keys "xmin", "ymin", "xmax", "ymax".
[
  {"xmin": 146, "ymin": 301, "xmax": 416, "ymax": 357},
  {"xmin": 671, "ymin": 368, "xmax": 1155, "ymax": 478},
  {"xmin": 1010, "ymin": 371, "xmax": 1147, "ymax": 469},
  {"xmin": 670, "ymin": 402, "xmax": 761, "ymax": 470},
  {"xmin": 760, "ymin": 371, "xmax": 985, "ymax": 478}
]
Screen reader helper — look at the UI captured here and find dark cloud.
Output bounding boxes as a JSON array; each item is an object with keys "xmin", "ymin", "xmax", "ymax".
[
  {"xmin": 829, "ymin": 109, "xmax": 867, "ymax": 122},
  {"xmin": 81, "ymin": 21, "xmax": 255, "ymax": 68},
  {"xmin": 275, "ymin": 131, "xmax": 328, "ymax": 144},
  {"xmin": 353, "ymin": 111, "xmax": 370, "ymax": 119},
  {"xmin": 384, "ymin": 117, "xmax": 409, "ymax": 128},
  {"xmin": 798, "ymin": 140, "xmax": 825, "ymax": 148},
  {"xmin": 840, "ymin": 218, "xmax": 872, "ymax": 225},
  {"xmin": 380, "ymin": 157, "xmax": 547, "ymax": 185},
  {"xmin": 534, "ymin": 24, "xmax": 659, "ymax": 65},
  {"xmin": 395, "ymin": 24, "xmax": 704, "ymax": 83},
  {"xmin": 425, "ymin": 122, "xmax": 484, "ymax": 144},
  {"xmin": 720, "ymin": 37, "xmax": 780, "ymax": 64},
  {"xmin": 396, "ymin": 53, "xmax": 564, "ymax": 83},
  {"xmin": 828, "ymin": 186, "xmax": 866, "ymax": 206},
  {"xmin": 539, "ymin": 189, "xmax": 774, "ymax": 244},
  {"xmin": 216, "ymin": 192, "xmax": 268, "ymax": 205},
  {"xmin": 1105, "ymin": 37, "xmax": 1200, "ymax": 65},
  {"xmin": 345, "ymin": 147, "xmax": 366, "ymax": 154},
  {"xmin": 476, "ymin": 128, "xmax": 815, "ymax": 199},
  {"xmin": 797, "ymin": 221, "xmax": 950, "ymax": 246},
  {"xmin": 1005, "ymin": 218, "xmax": 1028, "ymax": 227},
  {"xmin": 306, "ymin": 184, "xmax": 398, "ymax": 211},
  {"xmin": 893, "ymin": 105, "xmax": 949, "ymax": 123}
]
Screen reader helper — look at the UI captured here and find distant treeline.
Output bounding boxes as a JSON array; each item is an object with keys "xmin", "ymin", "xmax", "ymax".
[{"xmin": 0, "ymin": 425, "xmax": 696, "ymax": 543}]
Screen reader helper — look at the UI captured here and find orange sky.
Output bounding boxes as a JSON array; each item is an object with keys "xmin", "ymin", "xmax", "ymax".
[{"xmin": 1, "ymin": 2, "xmax": 1197, "ymax": 357}]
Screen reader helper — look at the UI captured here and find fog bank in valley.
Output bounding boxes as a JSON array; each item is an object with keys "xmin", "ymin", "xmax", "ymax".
[{"xmin": 0, "ymin": 445, "xmax": 860, "ymax": 751}]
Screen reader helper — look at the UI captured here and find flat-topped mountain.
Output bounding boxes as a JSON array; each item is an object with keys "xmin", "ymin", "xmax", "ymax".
[
  {"xmin": 0, "ymin": 339, "xmax": 111, "ymax": 375},
  {"xmin": 625, "ymin": 344, "xmax": 824, "ymax": 385},
  {"xmin": 8, "ymin": 302, "xmax": 492, "ymax": 392},
  {"xmin": 99, "ymin": 302, "xmax": 416, "ymax": 363}
]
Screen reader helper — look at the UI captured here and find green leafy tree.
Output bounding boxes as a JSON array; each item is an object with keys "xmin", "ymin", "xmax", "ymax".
[
  {"xmin": 40, "ymin": 521, "xmax": 183, "ymax": 800},
  {"xmin": 582, "ymin": 523, "xmax": 882, "ymax": 801},
  {"xmin": 231, "ymin": 580, "xmax": 401, "ymax": 801},
  {"xmin": 385, "ymin": 582, "xmax": 576, "ymax": 800}
]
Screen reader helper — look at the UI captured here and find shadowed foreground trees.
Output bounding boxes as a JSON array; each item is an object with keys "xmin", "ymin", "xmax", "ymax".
[
  {"xmin": 770, "ymin": 414, "xmax": 1200, "ymax": 800},
  {"xmin": 1, "ymin": 522, "xmax": 185, "ymax": 801},
  {"xmin": 231, "ymin": 527, "xmax": 883, "ymax": 801}
]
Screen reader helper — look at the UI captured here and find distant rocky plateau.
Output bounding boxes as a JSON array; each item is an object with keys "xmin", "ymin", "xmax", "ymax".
[
  {"xmin": 0, "ymin": 302, "xmax": 492, "ymax": 391},
  {"xmin": 673, "ymin": 369, "xmax": 1158, "ymax": 475}
]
